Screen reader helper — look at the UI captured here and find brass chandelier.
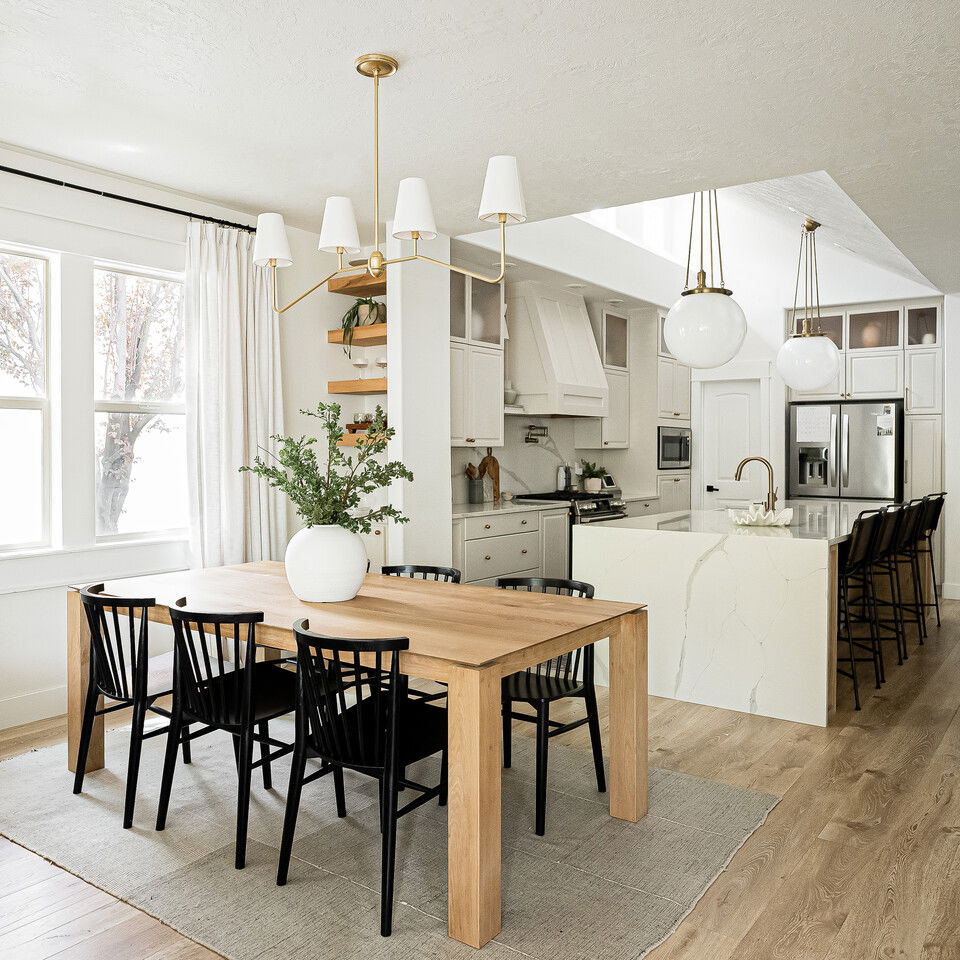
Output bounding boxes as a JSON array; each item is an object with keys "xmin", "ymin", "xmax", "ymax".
[{"xmin": 252, "ymin": 54, "xmax": 526, "ymax": 314}]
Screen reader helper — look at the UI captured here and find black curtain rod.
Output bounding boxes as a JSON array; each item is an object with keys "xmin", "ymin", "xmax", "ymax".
[{"xmin": 0, "ymin": 163, "xmax": 257, "ymax": 233}]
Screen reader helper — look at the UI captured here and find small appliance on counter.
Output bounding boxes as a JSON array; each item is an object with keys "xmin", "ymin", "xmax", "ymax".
[{"xmin": 556, "ymin": 463, "xmax": 577, "ymax": 492}]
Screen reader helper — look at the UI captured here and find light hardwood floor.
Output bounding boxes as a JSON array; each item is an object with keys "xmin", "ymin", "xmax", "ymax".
[{"xmin": 2, "ymin": 600, "xmax": 958, "ymax": 959}]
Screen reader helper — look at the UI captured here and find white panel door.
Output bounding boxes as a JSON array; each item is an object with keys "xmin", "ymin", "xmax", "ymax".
[
  {"xmin": 467, "ymin": 345, "xmax": 504, "ymax": 446},
  {"xmin": 904, "ymin": 415, "xmax": 942, "ymax": 499},
  {"xmin": 846, "ymin": 349, "xmax": 903, "ymax": 399},
  {"xmin": 905, "ymin": 348, "xmax": 942, "ymax": 414},
  {"xmin": 699, "ymin": 379, "xmax": 763, "ymax": 511},
  {"xmin": 450, "ymin": 342, "xmax": 467, "ymax": 444}
]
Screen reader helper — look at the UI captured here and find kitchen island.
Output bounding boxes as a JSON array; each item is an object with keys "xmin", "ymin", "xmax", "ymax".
[{"xmin": 573, "ymin": 499, "xmax": 888, "ymax": 726}]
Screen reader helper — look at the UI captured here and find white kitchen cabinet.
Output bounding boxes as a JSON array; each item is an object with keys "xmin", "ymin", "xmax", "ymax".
[
  {"xmin": 601, "ymin": 309, "xmax": 629, "ymax": 369},
  {"xmin": 905, "ymin": 348, "xmax": 942, "ymax": 414},
  {"xmin": 358, "ymin": 523, "xmax": 387, "ymax": 573},
  {"xmin": 789, "ymin": 363, "xmax": 847, "ymax": 402},
  {"xmin": 451, "ymin": 268, "xmax": 505, "ymax": 346},
  {"xmin": 450, "ymin": 342, "xmax": 504, "ymax": 447},
  {"xmin": 573, "ymin": 369, "xmax": 630, "ymax": 450},
  {"xmin": 658, "ymin": 357, "xmax": 691, "ymax": 420},
  {"xmin": 657, "ymin": 473, "xmax": 691, "ymax": 512},
  {"xmin": 541, "ymin": 508, "xmax": 571, "ymax": 578},
  {"xmin": 845, "ymin": 349, "xmax": 903, "ymax": 399},
  {"xmin": 624, "ymin": 497, "xmax": 661, "ymax": 518},
  {"xmin": 904, "ymin": 415, "xmax": 943, "ymax": 500}
]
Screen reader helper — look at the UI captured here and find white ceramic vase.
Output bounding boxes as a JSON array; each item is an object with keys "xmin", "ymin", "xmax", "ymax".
[
  {"xmin": 583, "ymin": 477, "xmax": 602, "ymax": 494},
  {"xmin": 284, "ymin": 525, "xmax": 368, "ymax": 603}
]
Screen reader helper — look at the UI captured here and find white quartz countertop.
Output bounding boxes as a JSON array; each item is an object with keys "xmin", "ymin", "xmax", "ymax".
[
  {"xmin": 587, "ymin": 498, "xmax": 891, "ymax": 544},
  {"xmin": 451, "ymin": 499, "xmax": 570, "ymax": 519}
]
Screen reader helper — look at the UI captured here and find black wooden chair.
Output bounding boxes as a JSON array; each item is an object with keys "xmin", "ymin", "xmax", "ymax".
[
  {"xmin": 381, "ymin": 564, "xmax": 461, "ymax": 583},
  {"xmin": 497, "ymin": 577, "xmax": 604, "ymax": 836},
  {"xmin": 74, "ymin": 584, "xmax": 191, "ymax": 828},
  {"xmin": 381, "ymin": 564, "xmax": 460, "ymax": 703},
  {"xmin": 155, "ymin": 600, "xmax": 296, "ymax": 869},
  {"xmin": 917, "ymin": 492, "xmax": 947, "ymax": 627},
  {"xmin": 837, "ymin": 510, "xmax": 884, "ymax": 708},
  {"xmin": 277, "ymin": 620, "xmax": 447, "ymax": 937}
]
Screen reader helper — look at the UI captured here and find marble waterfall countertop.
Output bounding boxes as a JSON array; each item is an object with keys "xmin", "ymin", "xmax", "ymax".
[
  {"xmin": 451, "ymin": 499, "xmax": 571, "ymax": 520},
  {"xmin": 595, "ymin": 498, "xmax": 891, "ymax": 545}
]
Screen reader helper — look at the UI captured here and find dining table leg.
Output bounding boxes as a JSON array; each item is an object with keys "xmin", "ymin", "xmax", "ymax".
[
  {"xmin": 608, "ymin": 610, "xmax": 648, "ymax": 821},
  {"xmin": 67, "ymin": 589, "xmax": 103, "ymax": 774},
  {"xmin": 446, "ymin": 663, "xmax": 502, "ymax": 948}
]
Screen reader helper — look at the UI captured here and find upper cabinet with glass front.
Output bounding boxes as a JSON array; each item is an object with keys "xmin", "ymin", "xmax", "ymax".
[
  {"xmin": 847, "ymin": 306, "xmax": 902, "ymax": 351},
  {"xmin": 449, "ymin": 268, "xmax": 505, "ymax": 346},
  {"xmin": 905, "ymin": 301, "xmax": 940, "ymax": 348},
  {"xmin": 602, "ymin": 309, "xmax": 629, "ymax": 369}
]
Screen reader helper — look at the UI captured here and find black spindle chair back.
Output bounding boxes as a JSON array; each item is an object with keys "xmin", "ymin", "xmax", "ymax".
[
  {"xmin": 381, "ymin": 564, "xmax": 461, "ymax": 583},
  {"xmin": 293, "ymin": 619, "xmax": 407, "ymax": 773},
  {"xmin": 168, "ymin": 602, "xmax": 264, "ymax": 729},
  {"xmin": 80, "ymin": 584, "xmax": 156, "ymax": 702}
]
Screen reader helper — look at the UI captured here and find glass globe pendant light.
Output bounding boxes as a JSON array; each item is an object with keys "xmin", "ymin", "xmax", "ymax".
[
  {"xmin": 663, "ymin": 190, "xmax": 747, "ymax": 368},
  {"xmin": 775, "ymin": 219, "xmax": 841, "ymax": 391}
]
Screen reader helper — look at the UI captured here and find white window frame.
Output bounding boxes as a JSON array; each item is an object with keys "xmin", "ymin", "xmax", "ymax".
[
  {"xmin": 92, "ymin": 260, "xmax": 188, "ymax": 544},
  {"xmin": 0, "ymin": 242, "xmax": 52, "ymax": 554}
]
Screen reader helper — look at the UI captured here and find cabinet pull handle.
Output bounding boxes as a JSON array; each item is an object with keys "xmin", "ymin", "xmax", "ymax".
[
  {"xmin": 521, "ymin": 519, "xmax": 527, "ymax": 524},
  {"xmin": 374, "ymin": 529, "xmax": 381, "ymax": 536},
  {"xmin": 673, "ymin": 412, "xmax": 681, "ymax": 417},
  {"xmin": 484, "ymin": 523, "xmax": 491, "ymax": 529},
  {"xmin": 484, "ymin": 555, "xmax": 491, "ymax": 561},
  {"xmin": 466, "ymin": 437, "xmax": 476, "ymax": 443},
  {"xmin": 521, "ymin": 549, "xmax": 528, "ymax": 554},
  {"xmin": 674, "ymin": 477, "xmax": 681, "ymax": 482}
]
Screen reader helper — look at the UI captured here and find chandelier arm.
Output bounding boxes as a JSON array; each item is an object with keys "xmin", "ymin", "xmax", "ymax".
[
  {"xmin": 411, "ymin": 215, "xmax": 507, "ymax": 283},
  {"xmin": 269, "ymin": 249, "xmax": 356, "ymax": 315},
  {"xmin": 708, "ymin": 190, "xmax": 714, "ymax": 288},
  {"xmin": 791, "ymin": 224, "xmax": 804, "ymax": 335},
  {"xmin": 373, "ymin": 72, "xmax": 380, "ymax": 254},
  {"xmin": 714, "ymin": 190, "xmax": 726, "ymax": 289},
  {"xmin": 683, "ymin": 195, "xmax": 695, "ymax": 289}
]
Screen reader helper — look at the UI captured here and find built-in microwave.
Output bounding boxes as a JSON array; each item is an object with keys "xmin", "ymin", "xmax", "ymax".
[{"xmin": 658, "ymin": 426, "xmax": 691, "ymax": 470}]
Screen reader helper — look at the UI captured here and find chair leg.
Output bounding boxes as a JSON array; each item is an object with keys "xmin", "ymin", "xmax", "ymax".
[
  {"xmin": 231, "ymin": 733, "xmax": 241, "ymax": 772},
  {"xmin": 380, "ymin": 769, "xmax": 399, "ymax": 936},
  {"xmin": 258, "ymin": 721, "xmax": 272, "ymax": 790},
  {"xmin": 72, "ymin": 679, "xmax": 100, "ymax": 795},
  {"xmin": 235, "ymin": 729, "xmax": 255, "ymax": 869},
  {"xmin": 931, "ymin": 543, "xmax": 942, "ymax": 627},
  {"xmin": 276, "ymin": 741, "xmax": 308, "ymax": 886},
  {"xmin": 841, "ymin": 599, "xmax": 861, "ymax": 710},
  {"xmin": 535, "ymin": 702, "xmax": 549, "ymax": 836},
  {"xmin": 911, "ymin": 551, "xmax": 927, "ymax": 642},
  {"xmin": 867, "ymin": 576, "xmax": 886, "ymax": 684},
  {"xmin": 122, "ymin": 698, "xmax": 148, "ymax": 829},
  {"xmin": 502, "ymin": 698, "xmax": 512, "ymax": 769},
  {"xmin": 181, "ymin": 725, "xmax": 192, "ymax": 764},
  {"xmin": 438, "ymin": 747, "xmax": 448, "ymax": 807},
  {"xmin": 333, "ymin": 765, "xmax": 347, "ymax": 818},
  {"xmin": 155, "ymin": 711, "xmax": 183, "ymax": 831},
  {"xmin": 584, "ymin": 688, "xmax": 606, "ymax": 793}
]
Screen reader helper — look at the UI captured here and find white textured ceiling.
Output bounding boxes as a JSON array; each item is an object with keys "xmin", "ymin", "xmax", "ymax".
[{"xmin": 1, "ymin": 1, "xmax": 958, "ymax": 290}]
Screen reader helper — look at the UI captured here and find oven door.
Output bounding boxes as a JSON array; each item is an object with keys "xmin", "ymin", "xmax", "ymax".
[{"xmin": 658, "ymin": 427, "xmax": 691, "ymax": 469}]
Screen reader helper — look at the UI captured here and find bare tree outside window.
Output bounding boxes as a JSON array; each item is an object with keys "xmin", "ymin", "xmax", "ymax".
[
  {"xmin": 0, "ymin": 252, "xmax": 45, "ymax": 396},
  {"xmin": 94, "ymin": 269, "xmax": 186, "ymax": 535}
]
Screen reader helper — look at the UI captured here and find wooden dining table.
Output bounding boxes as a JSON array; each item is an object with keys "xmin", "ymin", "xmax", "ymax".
[{"xmin": 66, "ymin": 561, "xmax": 648, "ymax": 949}]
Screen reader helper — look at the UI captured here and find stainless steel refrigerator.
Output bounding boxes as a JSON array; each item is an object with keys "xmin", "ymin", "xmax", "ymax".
[{"xmin": 787, "ymin": 400, "xmax": 903, "ymax": 501}]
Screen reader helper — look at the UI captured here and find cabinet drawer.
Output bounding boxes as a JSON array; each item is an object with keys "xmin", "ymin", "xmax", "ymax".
[
  {"xmin": 466, "ymin": 566, "xmax": 541, "ymax": 588},
  {"xmin": 464, "ymin": 512, "xmax": 540, "ymax": 539},
  {"xmin": 464, "ymin": 531, "xmax": 540, "ymax": 581}
]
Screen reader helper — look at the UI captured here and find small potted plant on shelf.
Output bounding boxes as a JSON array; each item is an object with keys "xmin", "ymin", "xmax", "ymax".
[
  {"xmin": 340, "ymin": 297, "xmax": 386, "ymax": 356},
  {"xmin": 580, "ymin": 459, "xmax": 606, "ymax": 494},
  {"xmin": 241, "ymin": 402, "xmax": 411, "ymax": 602}
]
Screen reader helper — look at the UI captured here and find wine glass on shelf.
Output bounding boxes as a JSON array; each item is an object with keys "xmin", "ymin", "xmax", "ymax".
[
  {"xmin": 351, "ymin": 357, "xmax": 369, "ymax": 380},
  {"xmin": 375, "ymin": 356, "xmax": 388, "ymax": 374}
]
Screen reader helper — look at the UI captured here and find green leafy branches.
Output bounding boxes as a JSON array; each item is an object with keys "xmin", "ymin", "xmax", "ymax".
[{"xmin": 240, "ymin": 402, "xmax": 412, "ymax": 534}]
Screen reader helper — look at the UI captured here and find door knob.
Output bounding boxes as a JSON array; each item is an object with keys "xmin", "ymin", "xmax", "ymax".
[{"xmin": 706, "ymin": 484, "xmax": 719, "ymax": 492}]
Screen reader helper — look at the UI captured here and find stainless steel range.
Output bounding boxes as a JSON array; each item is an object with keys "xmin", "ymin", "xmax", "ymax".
[{"xmin": 514, "ymin": 483, "xmax": 627, "ymax": 524}]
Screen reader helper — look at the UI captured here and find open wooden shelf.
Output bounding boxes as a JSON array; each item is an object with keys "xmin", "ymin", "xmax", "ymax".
[
  {"xmin": 337, "ymin": 431, "xmax": 385, "ymax": 447},
  {"xmin": 328, "ymin": 274, "xmax": 386, "ymax": 297},
  {"xmin": 326, "ymin": 322, "xmax": 388, "ymax": 347},
  {"xmin": 327, "ymin": 377, "xmax": 388, "ymax": 395}
]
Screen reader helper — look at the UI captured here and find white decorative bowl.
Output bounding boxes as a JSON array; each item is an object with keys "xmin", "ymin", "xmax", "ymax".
[{"xmin": 728, "ymin": 506, "xmax": 795, "ymax": 527}]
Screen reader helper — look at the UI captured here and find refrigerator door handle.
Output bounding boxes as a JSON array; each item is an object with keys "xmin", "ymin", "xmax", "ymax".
[
  {"xmin": 841, "ymin": 413, "xmax": 850, "ymax": 489},
  {"xmin": 828, "ymin": 412, "xmax": 838, "ymax": 489}
]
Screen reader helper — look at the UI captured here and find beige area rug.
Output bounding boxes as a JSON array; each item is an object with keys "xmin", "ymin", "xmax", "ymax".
[{"xmin": 0, "ymin": 721, "xmax": 776, "ymax": 959}]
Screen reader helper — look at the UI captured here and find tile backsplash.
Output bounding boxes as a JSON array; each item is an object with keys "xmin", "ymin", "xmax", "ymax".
[{"xmin": 451, "ymin": 417, "xmax": 579, "ymax": 503}]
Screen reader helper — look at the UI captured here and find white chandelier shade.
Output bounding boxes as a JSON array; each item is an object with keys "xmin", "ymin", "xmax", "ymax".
[
  {"xmin": 663, "ymin": 292, "xmax": 747, "ymax": 368},
  {"xmin": 776, "ymin": 334, "xmax": 841, "ymax": 391},
  {"xmin": 479, "ymin": 155, "xmax": 526, "ymax": 224},
  {"xmin": 318, "ymin": 197, "xmax": 361, "ymax": 254},
  {"xmin": 252, "ymin": 213, "xmax": 293, "ymax": 268},
  {"xmin": 392, "ymin": 178, "xmax": 438, "ymax": 240}
]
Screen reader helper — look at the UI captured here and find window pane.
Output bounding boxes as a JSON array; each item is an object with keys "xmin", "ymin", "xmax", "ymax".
[
  {"xmin": 95, "ymin": 412, "xmax": 187, "ymax": 535},
  {"xmin": 0, "ymin": 251, "xmax": 46, "ymax": 397},
  {"xmin": 94, "ymin": 269, "xmax": 184, "ymax": 402},
  {"xmin": 0, "ymin": 408, "xmax": 43, "ymax": 546}
]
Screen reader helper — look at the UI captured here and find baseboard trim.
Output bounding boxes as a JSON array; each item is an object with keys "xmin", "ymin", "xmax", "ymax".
[
  {"xmin": 942, "ymin": 583, "xmax": 960, "ymax": 601},
  {"xmin": 0, "ymin": 685, "xmax": 66, "ymax": 731}
]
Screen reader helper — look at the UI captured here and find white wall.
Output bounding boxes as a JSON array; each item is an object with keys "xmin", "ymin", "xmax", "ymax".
[{"xmin": 942, "ymin": 294, "xmax": 959, "ymax": 599}]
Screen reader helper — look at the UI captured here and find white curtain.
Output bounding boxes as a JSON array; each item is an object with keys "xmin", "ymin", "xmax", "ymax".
[{"xmin": 185, "ymin": 221, "xmax": 287, "ymax": 567}]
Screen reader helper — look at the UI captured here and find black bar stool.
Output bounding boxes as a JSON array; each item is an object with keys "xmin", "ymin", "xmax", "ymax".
[
  {"xmin": 892, "ymin": 500, "xmax": 928, "ymax": 646},
  {"xmin": 837, "ymin": 511, "xmax": 884, "ymax": 708},
  {"xmin": 869, "ymin": 505, "xmax": 908, "ymax": 669},
  {"xmin": 916, "ymin": 492, "xmax": 947, "ymax": 628}
]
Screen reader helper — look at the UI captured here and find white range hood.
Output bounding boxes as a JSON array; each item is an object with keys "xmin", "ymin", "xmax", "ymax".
[{"xmin": 504, "ymin": 280, "xmax": 609, "ymax": 417}]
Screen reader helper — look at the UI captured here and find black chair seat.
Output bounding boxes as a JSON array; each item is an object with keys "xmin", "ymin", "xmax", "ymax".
[
  {"xmin": 194, "ymin": 661, "xmax": 296, "ymax": 726},
  {"xmin": 306, "ymin": 697, "xmax": 446, "ymax": 771},
  {"xmin": 503, "ymin": 671, "xmax": 586, "ymax": 702}
]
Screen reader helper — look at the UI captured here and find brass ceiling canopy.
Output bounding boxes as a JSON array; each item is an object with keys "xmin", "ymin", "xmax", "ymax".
[{"xmin": 355, "ymin": 53, "xmax": 399, "ymax": 78}]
